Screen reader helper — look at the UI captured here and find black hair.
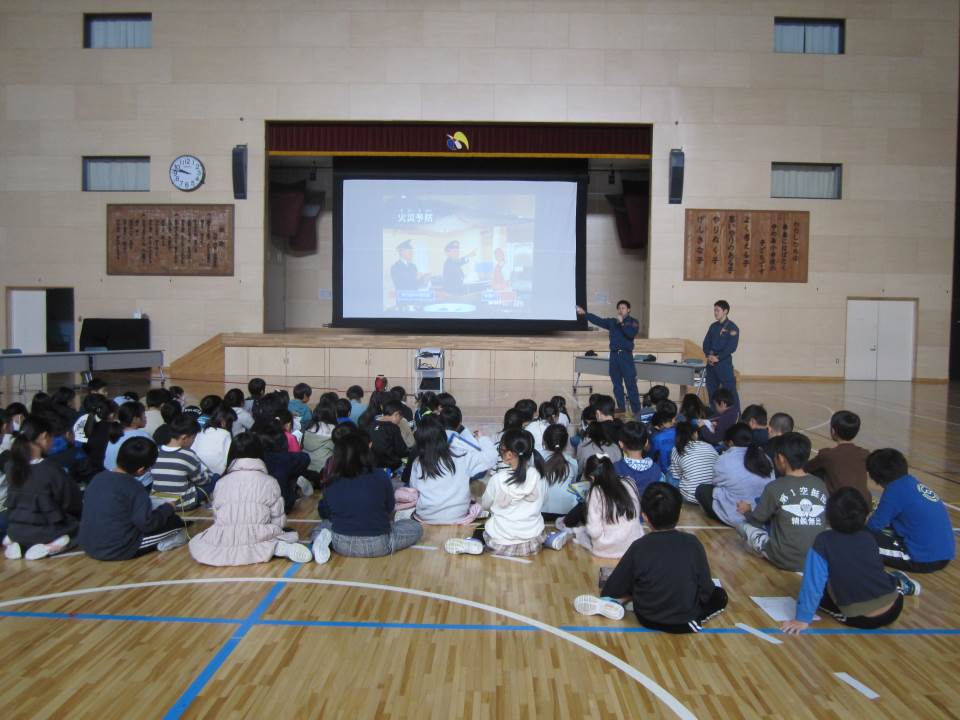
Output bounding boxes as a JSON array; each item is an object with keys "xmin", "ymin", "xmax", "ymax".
[
  {"xmin": 513, "ymin": 399, "xmax": 537, "ymax": 422},
  {"xmin": 331, "ymin": 433, "xmax": 376, "ymax": 479},
  {"xmin": 437, "ymin": 404, "xmax": 463, "ymax": 432},
  {"xmin": 592, "ymin": 395, "xmax": 616, "ymax": 418},
  {"xmin": 583, "ymin": 454, "xmax": 638, "ymax": 524},
  {"xmin": 381, "ymin": 400, "xmax": 405, "ymax": 417},
  {"xmin": 550, "ymin": 395, "xmax": 568, "ymax": 418},
  {"xmin": 713, "ymin": 388, "xmax": 734, "ymax": 408},
  {"xmin": 618, "ymin": 421, "xmax": 649, "ymax": 452},
  {"xmin": 223, "ymin": 388, "xmax": 245, "ymax": 409},
  {"xmin": 830, "ymin": 410, "xmax": 861, "ymax": 441},
  {"xmin": 8, "ymin": 415, "xmax": 52, "ymax": 489},
  {"xmin": 673, "ymin": 421, "xmax": 700, "ymax": 455},
  {"xmin": 87, "ymin": 378, "xmax": 107, "ymax": 392},
  {"xmin": 199, "ymin": 394, "xmax": 222, "ymax": 416},
  {"xmin": 436, "ymin": 392, "xmax": 457, "ymax": 408},
  {"xmin": 308, "ymin": 395, "xmax": 339, "ymax": 431},
  {"xmin": 276, "ymin": 388, "xmax": 290, "ymax": 404},
  {"xmin": 51, "ymin": 386, "xmax": 76, "ymax": 408},
  {"xmin": 826, "ymin": 487, "xmax": 869, "ymax": 534},
  {"xmin": 390, "ymin": 386, "xmax": 407, "ymax": 401},
  {"xmin": 253, "ymin": 418, "xmax": 288, "ymax": 453},
  {"xmin": 293, "ymin": 382, "xmax": 312, "ymax": 401},
  {"xmin": 248, "ymin": 378, "xmax": 266, "ymax": 398},
  {"xmin": 168, "ymin": 385, "xmax": 185, "ymax": 399},
  {"xmin": 648, "ymin": 385, "xmax": 669, "ymax": 405},
  {"xmin": 168, "ymin": 414, "xmax": 201, "ymax": 439},
  {"xmin": 502, "ymin": 408, "xmax": 525, "ymax": 433},
  {"xmin": 160, "ymin": 401, "xmax": 181, "ymax": 424},
  {"xmin": 346, "ymin": 384, "xmax": 364, "ymax": 400},
  {"xmin": 109, "ymin": 401, "xmax": 146, "ymax": 443},
  {"xmin": 616, "ymin": 299, "xmax": 631, "ymax": 309},
  {"xmin": 417, "ymin": 391, "xmax": 439, "ymax": 414},
  {"xmin": 866, "ymin": 448, "xmax": 910, "ymax": 487},
  {"xmin": 274, "ymin": 408, "xmax": 293, "ymax": 428},
  {"xmin": 6, "ymin": 402, "xmax": 27, "ymax": 420},
  {"xmin": 580, "ymin": 405, "xmax": 596, "ymax": 425},
  {"xmin": 740, "ymin": 404, "xmax": 768, "ymax": 426},
  {"xmin": 83, "ymin": 396, "xmax": 117, "ymax": 439},
  {"xmin": 117, "ymin": 436, "xmax": 158, "ymax": 474},
  {"xmin": 414, "ymin": 416, "xmax": 457, "ymax": 479},
  {"xmin": 145, "ymin": 388, "xmax": 171, "ymax": 408},
  {"xmin": 769, "ymin": 412, "xmax": 795, "ymax": 434},
  {"xmin": 680, "ymin": 393, "xmax": 708, "ymax": 420},
  {"xmin": 714, "ymin": 299, "xmax": 730, "ymax": 312},
  {"xmin": 358, "ymin": 390, "xmax": 392, "ymax": 429},
  {"xmin": 335, "ymin": 397, "xmax": 352, "ymax": 419},
  {"xmin": 537, "ymin": 401, "xmax": 558, "ymax": 424},
  {"xmin": 226, "ymin": 432, "xmax": 265, "ymax": 468},
  {"xmin": 541, "ymin": 424, "xmax": 571, "ymax": 485},
  {"xmin": 587, "ymin": 418, "xmax": 621, "ymax": 448},
  {"xmin": 121, "ymin": 390, "xmax": 140, "ymax": 403},
  {"xmin": 641, "ymin": 482, "xmax": 682, "ymax": 530},
  {"xmin": 205, "ymin": 407, "xmax": 236, "ymax": 432},
  {"xmin": 497, "ymin": 429, "xmax": 544, "ymax": 486},
  {"xmin": 726, "ymin": 422, "xmax": 773, "ymax": 477},
  {"xmin": 774, "ymin": 432, "xmax": 812, "ymax": 472},
  {"xmin": 30, "ymin": 392, "xmax": 52, "ymax": 415}
]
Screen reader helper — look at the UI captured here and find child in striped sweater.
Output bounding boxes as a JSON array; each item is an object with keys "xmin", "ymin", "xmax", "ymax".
[{"xmin": 151, "ymin": 414, "xmax": 215, "ymax": 510}]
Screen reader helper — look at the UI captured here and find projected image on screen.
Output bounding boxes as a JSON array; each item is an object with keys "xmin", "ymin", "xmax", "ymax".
[{"xmin": 341, "ymin": 179, "xmax": 578, "ymax": 323}]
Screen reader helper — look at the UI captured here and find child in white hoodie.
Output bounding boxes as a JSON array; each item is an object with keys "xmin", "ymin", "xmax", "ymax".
[{"xmin": 445, "ymin": 429, "xmax": 547, "ymax": 557}]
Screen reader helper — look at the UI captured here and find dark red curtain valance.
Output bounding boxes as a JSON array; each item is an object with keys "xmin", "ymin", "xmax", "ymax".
[{"xmin": 267, "ymin": 122, "xmax": 651, "ymax": 158}]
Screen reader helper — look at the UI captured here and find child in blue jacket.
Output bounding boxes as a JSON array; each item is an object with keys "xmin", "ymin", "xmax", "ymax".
[{"xmin": 648, "ymin": 401, "xmax": 677, "ymax": 485}]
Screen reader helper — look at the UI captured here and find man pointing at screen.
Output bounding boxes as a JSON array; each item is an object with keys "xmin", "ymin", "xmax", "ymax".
[{"xmin": 577, "ymin": 300, "xmax": 641, "ymax": 416}]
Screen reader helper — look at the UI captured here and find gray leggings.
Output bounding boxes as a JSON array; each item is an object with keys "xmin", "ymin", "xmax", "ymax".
[{"xmin": 310, "ymin": 519, "xmax": 423, "ymax": 557}]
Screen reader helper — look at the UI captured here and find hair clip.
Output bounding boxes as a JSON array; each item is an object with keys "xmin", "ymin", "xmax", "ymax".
[{"xmin": 595, "ymin": 452, "xmax": 608, "ymax": 459}]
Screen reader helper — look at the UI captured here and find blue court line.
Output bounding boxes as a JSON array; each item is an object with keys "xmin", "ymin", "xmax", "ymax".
[
  {"xmin": 161, "ymin": 562, "xmax": 302, "ymax": 720},
  {"xmin": 3, "ymin": 605, "xmax": 960, "ymax": 637}
]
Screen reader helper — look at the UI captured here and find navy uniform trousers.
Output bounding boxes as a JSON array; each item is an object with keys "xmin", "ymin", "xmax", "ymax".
[{"xmin": 610, "ymin": 349, "xmax": 641, "ymax": 414}]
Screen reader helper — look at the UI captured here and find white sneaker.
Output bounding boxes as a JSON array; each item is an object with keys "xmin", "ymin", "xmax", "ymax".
[
  {"xmin": 157, "ymin": 529, "xmax": 189, "ymax": 552},
  {"xmin": 574, "ymin": 595, "xmax": 625, "ymax": 621},
  {"xmin": 444, "ymin": 538, "xmax": 484, "ymax": 555},
  {"xmin": 4, "ymin": 541, "xmax": 22, "ymax": 560},
  {"xmin": 24, "ymin": 534, "xmax": 70, "ymax": 560},
  {"xmin": 311, "ymin": 529, "xmax": 332, "ymax": 564},
  {"xmin": 296, "ymin": 476, "xmax": 314, "ymax": 497},
  {"xmin": 275, "ymin": 540, "xmax": 313, "ymax": 564}
]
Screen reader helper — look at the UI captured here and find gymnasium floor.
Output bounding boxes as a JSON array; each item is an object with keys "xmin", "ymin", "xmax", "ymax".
[{"xmin": 2, "ymin": 376, "xmax": 959, "ymax": 719}]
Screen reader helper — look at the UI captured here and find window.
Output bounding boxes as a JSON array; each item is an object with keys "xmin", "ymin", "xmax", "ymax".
[
  {"xmin": 84, "ymin": 13, "xmax": 152, "ymax": 49},
  {"xmin": 774, "ymin": 18, "xmax": 844, "ymax": 54},
  {"xmin": 771, "ymin": 163, "xmax": 842, "ymax": 200},
  {"xmin": 83, "ymin": 157, "xmax": 150, "ymax": 191}
]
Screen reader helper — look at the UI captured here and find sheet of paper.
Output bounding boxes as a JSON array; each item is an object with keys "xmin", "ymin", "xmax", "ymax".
[{"xmin": 750, "ymin": 596, "xmax": 820, "ymax": 622}]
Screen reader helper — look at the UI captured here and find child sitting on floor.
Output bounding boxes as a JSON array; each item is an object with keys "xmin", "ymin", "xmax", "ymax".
[
  {"xmin": 190, "ymin": 433, "xmax": 313, "ymax": 565},
  {"xmin": 80, "ymin": 437, "xmax": 187, "ymax": 560},
  {"xmin": 540, "ymin": 424, "xmax": 579, "ymax": 519},
  {"xmin": 3, "ymin": 416, "xmax": 83, "ymax": 560},
  {"xmin": 574, "ymin": 482, "xmax": 728, "ymax": 633},
  {"xmin": 697, "ymin": 388, "xmax": 738, "ymax": 447},
  {"xmin": 781, "ymin": 487, "xmax": 918, "ymax": 635},
  {"xmin": 696, "ymin": 423, "xmax": 773, "ymax": 527},
  {"xmin": 614, "ymin": 421, "xmax": 662, "ymax": 496},
  {"xmin": 865, "ymin": 448, "xmax": 955, "ymax": 573},
  {"xmin": 804, "ymin": 410, "xmax": 871, "ymax": 503},
  {"xmin": 563, "ymin": 454, "xmax": 643, "ymax": 559},
  {"xmin": 445, "ymin": 429, "xmax": 547, "ymax": 557},
  {"xmin": 410, "ymin": 416, "xmax": 488, "ymax": 524},
  {"xmin": 151, "ymin": 414, "xmax": 216, "ymax": 510},
  {"xmin": 736, "ymin": 432, "xmax": 827, "ymax": 572},
  {"xmin": 669, "ymin": 421, "xmax": 719, "ymax": 504},
  {"xmin": 310, "ymin": 431, "xmax": 423, "ymax": 563},
  {"xmin": 648, "ymin": 400, "xmax": 678, "ymax": 483}
]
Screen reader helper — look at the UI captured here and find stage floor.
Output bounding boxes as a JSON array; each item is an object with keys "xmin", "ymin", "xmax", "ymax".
[{"xmin": 1, "ymin": 376, "xmax": 959, "ymax": 718}]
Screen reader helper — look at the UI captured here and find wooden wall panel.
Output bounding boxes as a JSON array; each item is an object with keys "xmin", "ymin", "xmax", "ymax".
[
  {"xmin": 286, "ymin": 348, "xmax": 326, "ymax": 378},
  {"xmin": 369, "ymin": 348, "xmax": 411, "ymax": 379},
  {"xmin": 534, "ymin": 351, "xmax": 575, "ymax": 380},
  {"xmin": 494, "ymin": 350, "xmax": 535, "ymax": 380},
  {"xmin": 446, "ymin": 349, "xmax": 492, "ymax": 379},
  {"xmin": 328, "ymin": 348, "xmax": 371, "ymax": 378}
]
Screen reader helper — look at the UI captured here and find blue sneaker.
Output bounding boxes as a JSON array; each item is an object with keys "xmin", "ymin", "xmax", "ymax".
[
  {"xmin": 545, "ymin": 529, "xmax": 573, "ymax": 550},
  {"xmin": 890, "ymin": 570, "xmax": 921, "ymax": 596}
]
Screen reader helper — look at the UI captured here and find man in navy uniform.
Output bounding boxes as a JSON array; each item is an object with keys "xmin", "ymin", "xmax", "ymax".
[
  {"xmin": 576, "ymin": 300, "xmax": 641, "ymax": 416},
  {"xmin": 442, "ymin": 240, "xmax": 476, "ymax": 296},
  {"xmin": 702, "ymin": 299, "xmax": 739, "ymax": 410},
  {"xmin": 390, "ymin": 240, "xmax": 424, "ymax": 294}
]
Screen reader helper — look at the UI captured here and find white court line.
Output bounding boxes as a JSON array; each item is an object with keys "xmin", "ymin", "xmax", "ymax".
[
  {"xmin": 411, "ymin": 545, "xmax": 438, "ymax": 551},
  {"xmin": 760, "ymin": 390, "xmax": 834, "ymax": 433},
  {"xmin": 182, "ymin": 516, "xmax": 323, "ymax": 524},
  {"xmin": 734, "ymin": 622, "xmax": 783, "ymax": 645},
  {"xmin": 50, "ymin": 551, "xmax": 85, "ymax": 560},
  {"xmin": 834, "ymin": 672, "xmax": 879, "ymax": 700},
  {"xmin": 0, "ymin": 577, "xmax": 696, "ymax": 720},
  {"xmin": 676, "ymin": 525, "xmax": 733, "ymax": 531},
  {"xmin": 491, "ymin": 555, "xmax": 533, "ymax": 564}
]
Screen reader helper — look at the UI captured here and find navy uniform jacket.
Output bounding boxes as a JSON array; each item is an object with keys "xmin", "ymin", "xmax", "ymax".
[
  {"xmin": 584, "ymin": 312, "xmax": 639, "ymax": 352},
  {"xmin": 390, "ymin": 260, "xmax": 420, "ymax": 292},
  {"xmin": 702, "ymin": 319, "xmax": 739, "ymax": 363},
  {"xmin": 442, "ymin": 257, "xmax": 469, "ymax": 294}
]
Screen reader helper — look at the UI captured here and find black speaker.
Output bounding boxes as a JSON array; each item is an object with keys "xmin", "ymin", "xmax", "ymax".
[
  {"xmin": 669, "ymin": 149, "xmax": 684, "ymax": 205},
  {"xmin": 232, "ymin": 144, "xmax": 247, "ymax": 200}
]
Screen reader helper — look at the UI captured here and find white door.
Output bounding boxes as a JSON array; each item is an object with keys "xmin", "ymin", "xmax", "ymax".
[
  {"xmin": 845, "ymin": 299, "xmax": 916, "ymax": 381},
  {"xmin": 9, "ymin": 289, "xmax": 46, "ymax": 352}
]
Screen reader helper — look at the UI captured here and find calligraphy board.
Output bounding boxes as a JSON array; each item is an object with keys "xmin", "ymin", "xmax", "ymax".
[
  {"xmin": 107, "ymin": 204, "xmax": 234, "ymax": 276},
  {"xmin": 684, "ymin": 209, "xmax": 808, "ymax": 283}
]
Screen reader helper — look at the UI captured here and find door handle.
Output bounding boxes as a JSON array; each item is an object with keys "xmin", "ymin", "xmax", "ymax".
[{"xmin": 869, "ymin": 346, "xmax": 877, "ymax": 351}]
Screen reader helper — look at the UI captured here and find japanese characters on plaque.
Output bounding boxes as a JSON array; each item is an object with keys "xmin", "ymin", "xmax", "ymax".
[
  {"xmin": 684, "ymin": 209, "xmax": 808, "ymax": 283},
  {"xmin": 106, "ymin": 205, "xmax": 234, "ymax": 276}
]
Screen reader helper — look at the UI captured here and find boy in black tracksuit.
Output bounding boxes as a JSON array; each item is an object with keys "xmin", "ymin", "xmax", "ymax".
[
  {"xmin": 79, "ymin": 437, "xmax": 185, "ymax": 561},
  {"xmin": 575, "ymin": 483, "xmax": 728, "ymax": 633}
]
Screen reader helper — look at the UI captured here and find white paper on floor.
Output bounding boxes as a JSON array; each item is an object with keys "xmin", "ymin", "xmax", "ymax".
[{"xmin": 750, "ymin": 596, "xmax": 820, "ymax": 623}]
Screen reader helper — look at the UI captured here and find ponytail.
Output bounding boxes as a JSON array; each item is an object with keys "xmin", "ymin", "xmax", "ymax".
[
  {"xmin": 744, "ymin": 443, "xmax": 773, "ymax": 478},
  {"xmin": 674, "ymin": 421, "xmax": 698, "ymax": 456},
  {"xmin": 109, "ymin": 401, "xmax": 145, "ymax": 443},
  {"xmin": 499, "ymin": 429, "xmax": 544, "ymax": 486},
  {"xmin": 582, "ymin": 454, "xmax": 637, "ymax": 524},
  {"xmin": 541, "ymin": 424, "xmax": 571, "ymax": 485},
  {"xmin": 8, "ymin": 415, "xmax": 52, "ymax": 489}
]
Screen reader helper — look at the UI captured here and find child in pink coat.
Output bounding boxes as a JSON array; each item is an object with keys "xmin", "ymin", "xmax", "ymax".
[{"xmin": 568, "ymin": 455, "xmax": 643, "ymax": 558}]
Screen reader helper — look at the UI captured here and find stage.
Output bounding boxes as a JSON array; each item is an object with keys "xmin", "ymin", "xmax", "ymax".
[{"xmin": 170, "ymin": 329, "xmax": 703, "ymax": 384}]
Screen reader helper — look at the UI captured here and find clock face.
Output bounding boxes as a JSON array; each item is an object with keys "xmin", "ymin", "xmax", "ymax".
[{"xmin": 169, "ymin": 154, "xmax": 205, "ymax": 191}]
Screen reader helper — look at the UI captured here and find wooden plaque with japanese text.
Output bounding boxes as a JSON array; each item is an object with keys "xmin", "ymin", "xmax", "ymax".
[
  {"xmin": 107, "ymin": 204, "xmax": 234, "ymax": 276},
  {"xmin": 684, "ymin": 209, "xmax": 808, "ymax": 283}
]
